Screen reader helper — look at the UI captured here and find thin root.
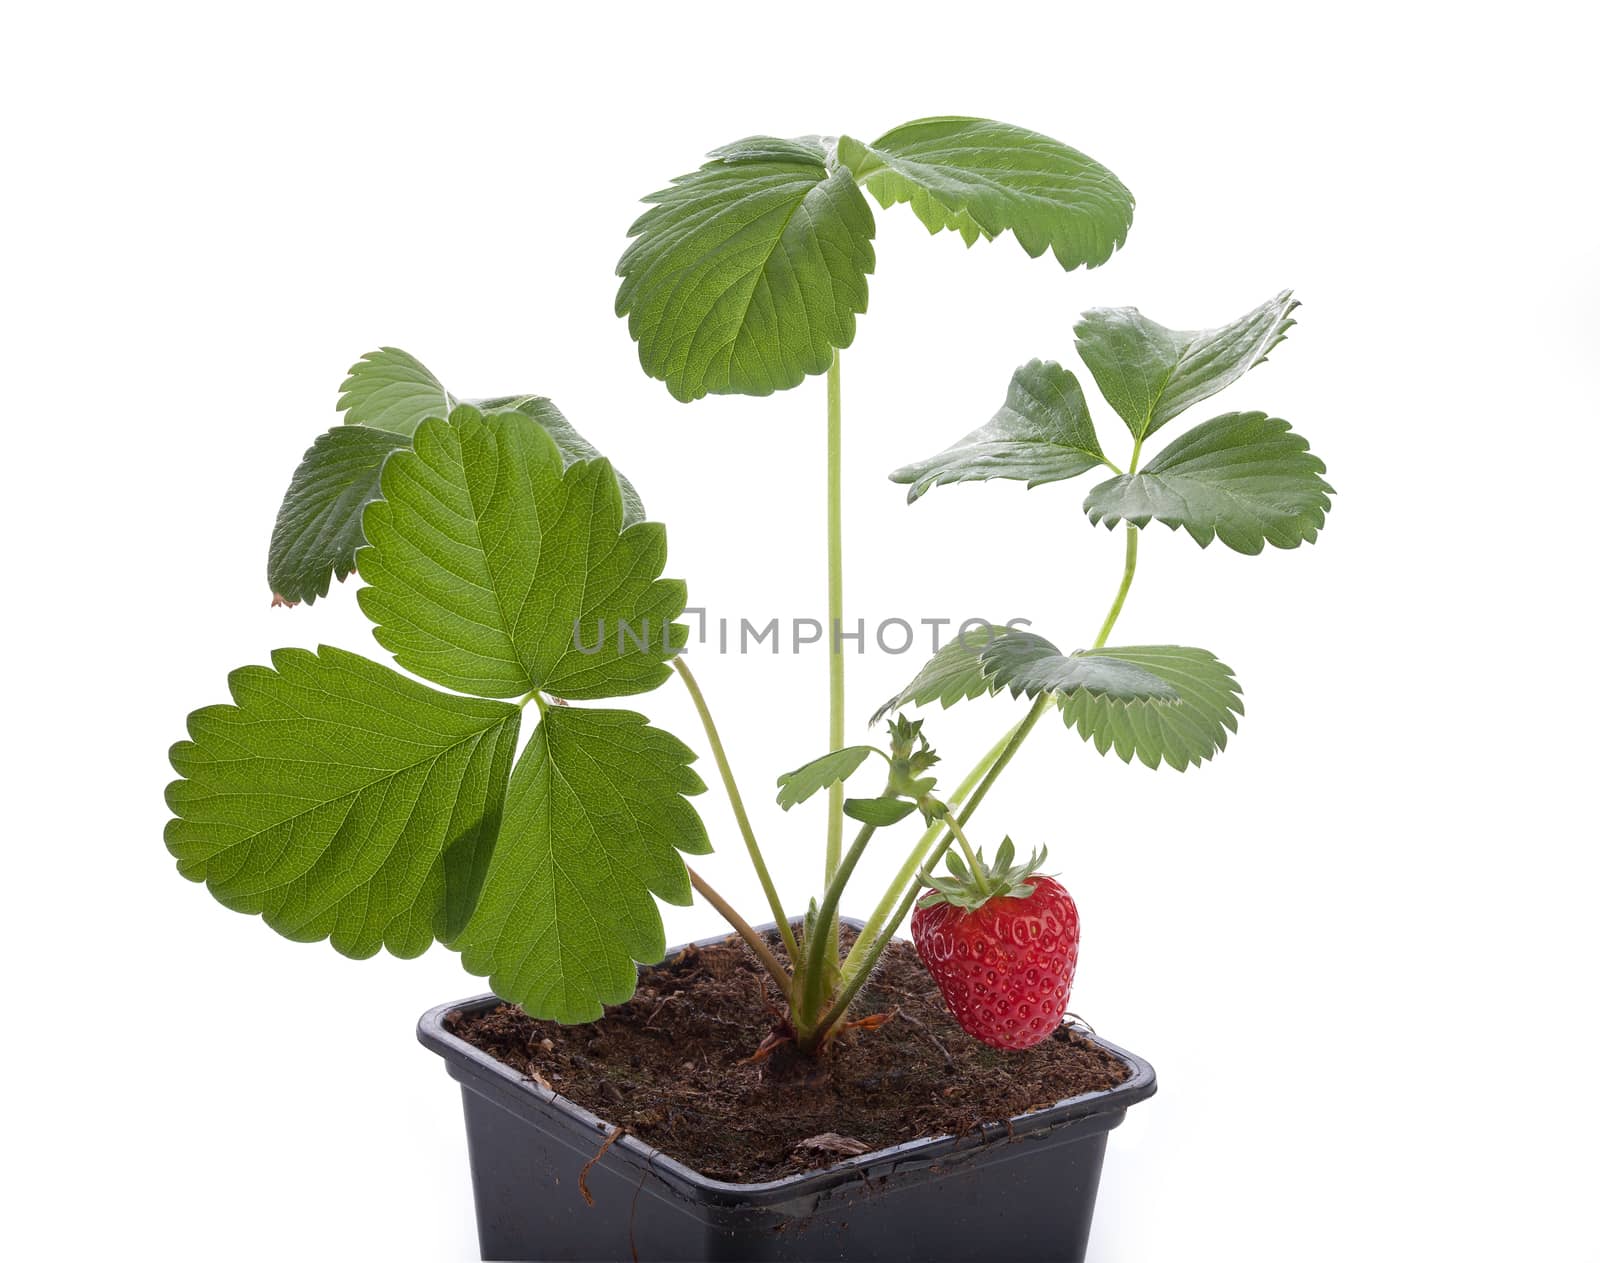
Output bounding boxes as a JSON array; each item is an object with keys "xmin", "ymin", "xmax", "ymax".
[{"xmin": 578, "ymin": 1125, "xmax": 626, "ymax": 1207}]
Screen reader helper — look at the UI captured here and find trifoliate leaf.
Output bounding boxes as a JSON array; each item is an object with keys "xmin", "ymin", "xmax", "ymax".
[
  {"xmin": 1074, "ymin": 290, "xmax": 1298, "ymax": 441},
  {"xmin": 616, "ymin": 136, "xmax": 876, "ymax": 402},
  {"xmin": 267, "ymin": 425, "xmax": 408, "ymax": 606},
  {"xmin": 1084, "ymin": 412, "xmax": 1333, "ymax": 554},
  {"xmin": 870, "ymin": 621, "xmax": 1015, "ymax": 724},
  {"xmin": 837, "ymin": 117, "xmax": 1134, "ymax": 270},
  {"xmin": 357, "ymin": 406, "xmax": 685, "ymax": 700},
  {"xmin": 337, "ymin": 347, "xmax": 454, "ymax": 437},
  {"xmin": 1057, "ymin": 646, "xmax": 1243, "ymax": 771},
  {"xmin": 890, "ymin": 359, "xmax": 1108, "ymax": 503},
  {"xmin": 164, "ymin": 645, "xmax": 520, "ymax": 958},
  {"xmin": 777, "ymin": 746, "xmax": 878, "ymax": 810},
  {"xmin": 452, "ymin": 707, "xmax": 709, "ymax": 1023},
  {"xmin": 843, "ymin": 796, "xmax": 919, "ymax": 826},
  {"xmin": 979, "ymin": 630, "xmax": 1181, "ymax": 701}
]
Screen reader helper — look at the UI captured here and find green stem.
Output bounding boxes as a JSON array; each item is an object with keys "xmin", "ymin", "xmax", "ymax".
[
  {"xmin": 948, "ymin": 813, "xmax": 982, "ymax": 874},
  {"xmin": 1090, "ymin": 430, "xmax": 1144, "ymax": 652},
  {"xmin": 823, "ymin": 349, "xmax": 846, "ymax": 958},
  {"xmin": 686, "ymin": 866, "xmax": 790, "ymax": 998},
  {"xmin": 800, "ymin": 818, "xmax": 878, "ymax": 1033},
  {"xmin": 1092, "ymin": 526, "xmax": 1139, "ymax": 650},
  {"xmin": 947, "ymin": 695, "xmax": 1048, "ymax": 833},
  {"xmin": 941, "ymin": 812, "xmax": 985, "ymax": 891},
  {"xmin": 839, "ymin": 717, "xmax": 1021, "ymax": 980},
  {"xmin": 673, "ymin": 658, "xmax": 799, "ymax": 963}
]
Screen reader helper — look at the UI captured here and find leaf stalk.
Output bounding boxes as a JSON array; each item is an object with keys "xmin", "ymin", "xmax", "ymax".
[
  {"xmin": 685, "ymin": 866, "xmax": 790, "ymax": 998},
  {"xmin": 799, "ymin": 814, "xmax": 880, "ymax": 1041},
  {"xmin": 823, "ymin": 349, "xmax": 846, "ymax": 960},
  {"xmin": 673, "ymin": 657, "xmax": 800, "ymax": 963},
  {"xmin": 1093, "ymin": 526, "xmax": 1140, "ymax": 650}
]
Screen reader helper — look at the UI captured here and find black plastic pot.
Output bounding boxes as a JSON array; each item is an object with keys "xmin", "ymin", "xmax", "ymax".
[{"xmin": 419, "ymin": 922, "xmax": 1156, "ymax": 1262}]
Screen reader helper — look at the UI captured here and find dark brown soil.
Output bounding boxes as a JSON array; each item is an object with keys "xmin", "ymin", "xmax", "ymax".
[{"xmin": 446, "ymin": 928, "xmax": 1130, "ymax": 1183}]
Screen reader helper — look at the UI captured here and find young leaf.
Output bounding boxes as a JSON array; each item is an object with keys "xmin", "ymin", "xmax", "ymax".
[
  {"xmin": 776, "ymin": 746, "xmax": 877, "ymax": 810},
  {"xmin": 890, "ymin": 359, "xmax": 1109, "ymax": 502},
  {"xmin": 1084, "ymin": 412, "xmax": 1333, "ymax": 553},
  {"xmin": 267, "ymin": 425, "xmax": 408, "ymax": 605},
  {"xmin": 164, "ymin": 645, "xmax": 521, "ymax": 958},
  {"xmin": 844, "ymin": 796, "xmax": 919, "ymax": 826},
  {"xmin": 337, "ymin": 347, "xmax": 454, "ymax": 437},
  {"xmin": 836, "ymin": 117, "xmax": 1134, "ymax": 271},
  {"xmin": 616, "ymin": 136, "xmax": 876, "ymax": 401},
  {"xmin": 452, "ymin": 707, "xmax": 709, "ymax": 1023},
  {"xmin": 357, "ymin": 407, "xmax": 686, "ymax": 700},
  {"xmin": 870, "ymin": 620, "xmax": 1014, "ymax": 724},
  {"xmin": 1057, "ymin": 646, "xmax": 1243, "ymax": 771},
  {"xmin": 1074, "ymin": 290, "xmax": 1298, "ymax": 441},
  {"xmin": 979, "ymin": 630, "xmax": 1181, "ymax": 701}
]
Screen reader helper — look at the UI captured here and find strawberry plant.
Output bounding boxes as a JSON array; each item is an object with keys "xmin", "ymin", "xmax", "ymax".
[{"xmin": 166, "ymin": 117, "xmax": 1333, "ymax": 1062}]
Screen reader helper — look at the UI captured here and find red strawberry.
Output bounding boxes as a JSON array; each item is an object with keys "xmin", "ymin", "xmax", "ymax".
[{"xmin": 911, "ymin": 841, "xmax": 1079, "ymax": 1051}]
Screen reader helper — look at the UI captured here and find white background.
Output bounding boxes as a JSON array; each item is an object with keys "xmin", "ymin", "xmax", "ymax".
[{"xmin": 4, "ymin": 2, "xmax": 1597, "ymax": 1259}]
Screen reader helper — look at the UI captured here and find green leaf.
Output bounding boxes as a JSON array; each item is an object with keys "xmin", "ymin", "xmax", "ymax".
[
  {"xmin": 837, "ymin": 117, "xmax": 1134, "ymax": 270},
  {"xmin": 453, "ymin": 707, "xmax": 709, "ymax": 1023},
  {"xmin": 337, "ymin": 347, "xmax": 454, "ymax": 437},
  {"xmin": 844, "ymin": 796, "xmax": 918, "ymax": 826},
  {"xmin": 1074, "ymin": 290, "xmax": 1298, "ymax": 441},
  {"xmin": 1057, "ymin": 646, "xmax": 1243, "ymax": 771},
  {"xmin": 877, "ymin": 630, "xmax": 1242, "ymax": 771},
  {"xmin": 269, "ymin": 349, "xmax": 648, "ymax": 606},
  {"xmin": 615, "ymin": 136, "xmax": 876, "ymax": 402},
  {"xmin": 776, "ymin": 746, "xmax": 877, "ymax": 810},
  {"xmin": 890, "ymin": 359, "xmax": 1108, "ymax": 503},
  {"xmin": 267, "ymin": 425, "xmax": 409, "ymax": 606},
  {"xmin": 870, "ymin": 621, "xmax": 1013, "ymax": 724},
  {"xmin": 708, "ymin": 134, "xmax": 834, "ymax": 164},
  {"xmin": 164, "ymin": 645, "xmax": 520, "ymax": 958},
  {"xmin": 979, "ymin": 630, "xmax": 1181, "ymax": 701},
  {"xmin": 357, "ymin": 406, "xmax": 686, "ymax": 700},
  {"xmin": 472, "ymin": 395, "xmax": 646, "ymax": 528},
  {"xmin": 1084, "ymin": 412, "xmax": 1333, "ymax": 553}
]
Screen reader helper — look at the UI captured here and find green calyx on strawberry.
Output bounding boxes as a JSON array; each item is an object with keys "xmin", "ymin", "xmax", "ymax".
[
  {"xmin": 917, "ymin": 837, "xmax": 1047, "ymax": 911},
  {"xmin": 911, "ymin": 839, "xmax": 1081, "ymax": 1051}
]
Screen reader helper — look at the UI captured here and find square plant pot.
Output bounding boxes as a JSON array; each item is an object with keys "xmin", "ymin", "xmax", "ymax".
[{"xmin": 418, "ymin": 922, "xmax": 1156, "ymax": 1262}]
